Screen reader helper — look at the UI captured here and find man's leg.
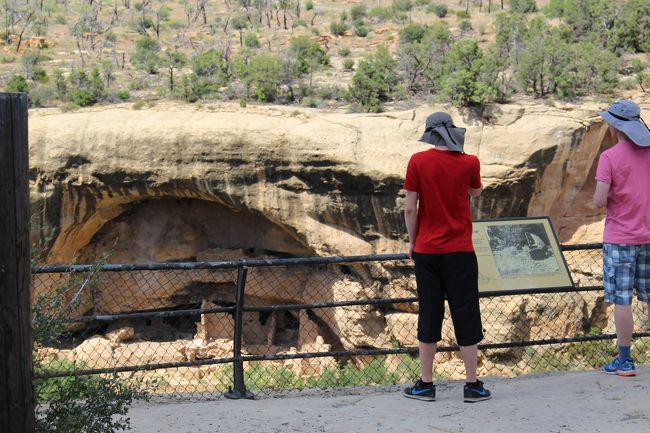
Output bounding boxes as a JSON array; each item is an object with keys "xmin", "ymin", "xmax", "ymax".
[
  {"xmin": 602, "ymin": 244, "xmax": 636, "ymax": 375},
  {"xmin": 614, "ymin": 304, "xmax": 634, "ymax": 348},
  {"xmin": 404, "ymin": 253, "xmax": 443, "ymax": 400},
  {"xmin": 459, "ymin": 344, "xmax": 478, "ymax": 383},
  {"xmin": 413, "ymin": 253, "xmax": 445, "ymax": 381},
  {"xmin": 419, "ymin": 342, "xmax": 437, "ymax": 382}
]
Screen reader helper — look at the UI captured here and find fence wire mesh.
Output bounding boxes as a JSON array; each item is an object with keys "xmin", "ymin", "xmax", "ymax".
[{"xmin": 32, "ymin": 245, "xmax": 650, "ymax": 400}]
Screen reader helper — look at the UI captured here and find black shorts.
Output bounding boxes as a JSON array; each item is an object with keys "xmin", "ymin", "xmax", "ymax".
[{"xmin": 413, "ymin": 251, "xmax": 483, "ymax": 346}]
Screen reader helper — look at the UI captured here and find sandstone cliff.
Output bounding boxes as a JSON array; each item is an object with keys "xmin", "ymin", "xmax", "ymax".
[
  {"xmin": 28, "ymin": 97, "xmax": 649, "ymax": 375},
  {"xmin": 31, "ymin": 98, "xmax": 640, "ymax": 265}
]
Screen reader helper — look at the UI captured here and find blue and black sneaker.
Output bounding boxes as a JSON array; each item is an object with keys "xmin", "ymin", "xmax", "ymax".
[
  {"xmin": 603, "ymin": 357, "xmax": 636, "ymax": 377},
  {"xmin": 463, "ymin": 380, "xmax": 491, "ymax": 403},
  {"xmin": 404, "ymin": 378, "xmax": 436, "ymax": 401}
]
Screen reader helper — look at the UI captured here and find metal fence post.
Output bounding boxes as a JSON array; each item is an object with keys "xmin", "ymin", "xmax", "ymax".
[
  {"xmin": 225, "ymin": 263, "xmax": 254, "ymax": 399},
  {"xmin": 0, "ymin": 93, "xmax": 35, "ymax": 432}
]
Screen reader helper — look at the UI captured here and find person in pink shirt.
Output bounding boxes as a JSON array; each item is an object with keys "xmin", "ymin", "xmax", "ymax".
[{"xmin": 594, "ymin": 99, "xmax": 650, "ymax": 376}]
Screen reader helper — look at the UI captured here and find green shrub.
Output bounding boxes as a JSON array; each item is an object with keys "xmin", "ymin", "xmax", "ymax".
[
  {"xmin": 440, "ymin": 38, "xmax": 497, "ymax": 106},
  {"xmin": 21, "ymin": 52, "xmax": 42, "ymax": 65},
  {"xmin": 168, "ymin": 18, "xmax": 184, "ymax": 29},
  {"xmin": 6, "ymin": 74, "xmax": 30, "ymax": 93},
  {"xmin": 305, "ymin": 0, "xmax": 314, "ymax": 11},
  {"xmin": 317, "ymin": 85, "xmax": 343, "ymax": 100},
  {"xmin": 353, "ymin": 18, "xmax": 365, "ymax": 28},
  {"xmin": 70, "ymin": 88, "xmax": 95, "ymax": 106},
  {"xmin": 392, "ymin": 0, "xmax": 414, "ymax": 13},
  {"xmin": 459, "ymin": 19, "xmax": 473, "ymax": 33},
  {"xmin": 456, "ymin": 10, "xmax": 470, "ymax": 19},
  {"xmin": 347, "ymin": 45, "xmax": 399, "ymax": 112},
  {"xmin": 368, "ymin": 6, "xmax": 394, "ymax": 21},
  {"xmin": 128, "ymin": 76, "xmax": 150, "ymax": 91},
  {"xmin": 510, "ymin": 0, "xmax": 537, "ymax": 14},
  {"xmin": 351, "ymin": 4, "xmax": 367, "ymax": 20},
  {"xmin": 338, "ymin": 47, "xmax": 351, "ymax": 57},
  {"xmin": 29, "ymin": 84, "xmax": 56, "ymax": 107},
  {"xmin": 192, "ymin": 48, "xmax": 229, "ymax": 78},
  {"xmin": 131, "ymin": 37, "xmax": 161, "ymax": 74},
  {"xmin": 631, "ymin": 59, "xmax": 649, "ymax": 91},
  {"xmin": 234, "ymin": 52, "xmax": 282, "ymax": 102},
  {"xmin": 31, "ymin": 66, "xmax": 48, "ymax": 83},
  {"xmin": 53, "ymin": 69, "xmax": 67, "ymax": 99},
  {"xmin": 399, "ymin": 24, "xmax": 427, "ymax": 43},
  {"xmin": 330, "ymin": 21, "xmax": 348, "ymax": 36},
  {"xmin": 116, "ymin": 89, "xmax": 131, "ymax": 101},
  {"xmin": 32, "ymin": 260, "xmax": 147, "ymax": 433},
  {"xmin": 343, "ymin": 58, "xmax": 355, "ymax": 70},
  {"xmin": 428, "ymin": 4, "xmax": 448, "ymax": 18},
  {"xmin": 0, "ymin": 54, "xmax": 15, "ymax": 63},
  {"xmin": 66, "ymin": 68, "xmax": 105, "ymax": 107},
  {"xmin": 189, "ymin": 49, "xmax": 230, "ymax": 98},
  {"xmin": 244, "ymin": 32, "xmax": 260, "ymax": 49},
  {"xmin": 355, "ymin": 26, "xmax": 369, "ymax": 37},
  {"xmin": 300, "ymin": 96, "xmax": 320, "ymax": 107},
  {"xmin": 289, "ymin": 35, "xmax": 330, "ymax": 80},
  {"xmin": 293, "ymin": 19, "xmax": 307, "ymax": 28}
]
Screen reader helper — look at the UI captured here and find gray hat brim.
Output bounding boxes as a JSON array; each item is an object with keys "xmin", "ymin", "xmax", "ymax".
[
  {"xmin": 419, "ymin": 125, "xmax": 466, "ymax": 152},
  {"xmin": 599, "ymin": 111, "xmax": 650, "ymax": 147}
]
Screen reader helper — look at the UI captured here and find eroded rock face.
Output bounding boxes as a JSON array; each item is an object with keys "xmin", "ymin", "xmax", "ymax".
[
  {"xmin": 28, "ymin": 97, "xmax": 649, "ymax": 363},
  {"xmin": 31, "ymin": 99, "xmax": 642, "ymax": 264}
]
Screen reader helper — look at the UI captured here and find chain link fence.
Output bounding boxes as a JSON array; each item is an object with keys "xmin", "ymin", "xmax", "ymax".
[{"xmin": 32, "ymin": 244, "xmax": 650, "ymax": 400}]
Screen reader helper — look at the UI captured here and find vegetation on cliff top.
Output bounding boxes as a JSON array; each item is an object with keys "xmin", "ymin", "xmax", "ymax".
[{"xmin": 1, "ymin": 0, "xmax": 648, "ymax": 112}]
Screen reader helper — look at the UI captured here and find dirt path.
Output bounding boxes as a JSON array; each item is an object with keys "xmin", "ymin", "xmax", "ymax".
[{"xmin": 128, "ymin": 366, "xmax": 650, "ymax": 433}]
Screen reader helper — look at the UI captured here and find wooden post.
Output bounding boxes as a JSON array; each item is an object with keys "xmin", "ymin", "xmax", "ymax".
[{"xmin": 0, "ymin": 93, "xmax": 35, "ymax": 432}]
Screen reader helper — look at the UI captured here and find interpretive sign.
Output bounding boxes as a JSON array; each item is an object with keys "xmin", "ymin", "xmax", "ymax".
[{"xmin": 473, "ymin": 217, "xmax": 574, "ymax": 293}]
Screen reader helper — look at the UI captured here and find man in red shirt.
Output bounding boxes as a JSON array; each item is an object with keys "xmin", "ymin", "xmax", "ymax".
[{"xmin": 402, "ymin": 112, "xmax": 491, "ymax": 402}]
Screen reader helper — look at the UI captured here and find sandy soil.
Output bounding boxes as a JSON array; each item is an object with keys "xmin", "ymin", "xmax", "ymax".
[{"xmin": 128, "ymin": 366, "xmax": 650, "ymax": 433}]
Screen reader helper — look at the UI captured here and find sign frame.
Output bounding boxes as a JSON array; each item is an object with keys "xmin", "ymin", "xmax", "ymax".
[{"xmin": 473, "ymin": 216, "xmax": 575, "ymax": 295}]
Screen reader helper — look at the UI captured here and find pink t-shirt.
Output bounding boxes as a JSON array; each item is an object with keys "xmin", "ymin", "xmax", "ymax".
[{"xmin": 595, "ymin": 139, "xmax": 650, "ymax": 244}]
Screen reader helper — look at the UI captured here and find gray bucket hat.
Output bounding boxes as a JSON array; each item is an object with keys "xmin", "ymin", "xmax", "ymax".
[
  {"xmin": 598, "ymin": 99, "xmax": 650, "ymax": 147},
  {"xmin": 419, "ymin": 112, "xmax": 466, "ymax": 152}
]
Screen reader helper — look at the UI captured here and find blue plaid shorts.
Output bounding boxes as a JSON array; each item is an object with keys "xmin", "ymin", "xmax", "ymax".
[{"xmin": 603, "ymin": 243, "xmax": 650, "ymax": 305}]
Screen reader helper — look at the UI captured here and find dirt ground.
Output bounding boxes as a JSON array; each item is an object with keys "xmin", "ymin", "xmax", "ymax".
[{"xmin": 128, "ymin": 365, "xmax": 649, "ymax": 433}]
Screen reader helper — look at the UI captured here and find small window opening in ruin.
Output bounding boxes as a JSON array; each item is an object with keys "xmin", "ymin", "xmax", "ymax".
[
  {"xmin": 340, "ymin": 265, "xmax": 353, "ymax": 275},
  {"xmin": 259, "ymin": 311, "xmax": 272, "ymax": 326},
  {"xmin": 124, "ymin": 304, "xmax": 202, "ymax": 342},
  {"xmin": 161, "ymin": 303, "xmax": 202, "ymax": 339},
  {"xmin": 273, "ymin": 311, "xmax": 299, "ymax": 346}
]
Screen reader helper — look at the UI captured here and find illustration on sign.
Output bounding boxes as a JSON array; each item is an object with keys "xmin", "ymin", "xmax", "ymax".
[{"xmin": 485, "ymin": 223, "xmax": 560, "ymax": 278}]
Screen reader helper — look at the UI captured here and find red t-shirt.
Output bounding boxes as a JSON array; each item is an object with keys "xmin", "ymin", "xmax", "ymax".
[{"xmin": 404, "ymin": 149, "xmax": 482, "ymax": 253}]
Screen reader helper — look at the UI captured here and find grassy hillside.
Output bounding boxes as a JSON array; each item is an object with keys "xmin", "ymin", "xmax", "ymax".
[{"xmin": 1, "ymin": 0, "xmax": 648, "ymax": 111}]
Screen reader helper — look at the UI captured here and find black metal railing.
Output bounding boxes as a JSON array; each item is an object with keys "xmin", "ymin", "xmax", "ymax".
[{"xmin": 32, "ymin": 244, "xmax": 650, "ymax": 400}]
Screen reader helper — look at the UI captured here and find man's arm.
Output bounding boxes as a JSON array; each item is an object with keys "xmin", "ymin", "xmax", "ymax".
[
  {"xmin": 404, "ymin": 190, "xmax": 419, "ymax": 258},
  {"xmin": 593, "ymin": 181, "xmax": 610, "ymax": 208},
  {"xmin": 469, "ymin": 184, "xmax": 483, "ymax": 198}
]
